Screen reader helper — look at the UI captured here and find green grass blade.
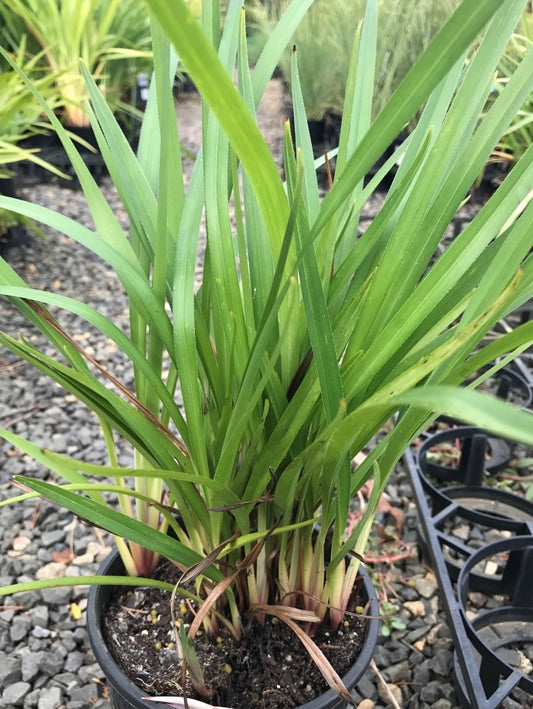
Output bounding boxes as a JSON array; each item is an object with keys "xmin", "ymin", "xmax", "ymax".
[
  {"xmin": 251, "ymin": 0, "xmax": 316, "ymax": 105},
  {"xmin": 0, "ymin": 284, "xmax": 188, "ymax": 438},
  {"xmin": 144, "ymin": 0, "xmax": 289, "ymax": 255},
  {"xmin": 0, "ymin": 576, "xmax": 176, "ymax": 598},
  {"xmin": 13, "ymin": 478, "xmax": 221, "ymax": 580},
  {"xmin": 311, "ymin": 0, "xmax": 516, "ymax": 241}
]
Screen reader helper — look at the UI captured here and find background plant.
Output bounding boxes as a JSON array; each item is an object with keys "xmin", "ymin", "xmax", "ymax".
[
  {"xmin": 0, "ymin": 41, "xmax": 65, "ymax": 171},
  {"xmin": 378, "ymin": 600, "xmax": 406, "ymax": 637},
  {"xmin": 247, "ymin": 0, "xmax": 460, "ymax": 121},
  {"xmin": 0, "ymin": 41, "xmax": 67, "ymax": 236},
  {"xmin": 1, "ymin": 0, "xmax": 533, "ymax": 702},
  {"xmin": 0, "ymin": 0, "xmax": 153, "ymax": 127},
  {"xmin": 485, "ymin": 5, "xmax": 533, "ymax": 170},
  {"xmin": 374, "ymin": 0, "xmax": 461, "ymax": 118}
]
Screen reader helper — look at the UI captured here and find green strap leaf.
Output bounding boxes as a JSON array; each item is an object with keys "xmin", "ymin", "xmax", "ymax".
[{"xmin": 16, "ymin": 478, "xmax": 223, "ymax": 582}]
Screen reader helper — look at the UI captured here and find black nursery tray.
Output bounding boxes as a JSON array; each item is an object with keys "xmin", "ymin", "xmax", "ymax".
[{"xmin": 403, "ymin": 358, "xmax": 533, "ymax": 708}]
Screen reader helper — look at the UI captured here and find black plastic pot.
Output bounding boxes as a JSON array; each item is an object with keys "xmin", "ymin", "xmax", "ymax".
[
  {"xmin": 431, "ymin": 365, "xmax": 533, "ymax": 429},
  {"xmin": 416, "ymin": 484, "xmax": 533, "ymax": 589},
  {"xmin": 56, "ymin": 125, "xmax": 108, "ymax": 189},
  {"xmin": 465, "ymin": 365, "xmax": 532, "ymax": 411},
  {"xmin": 403, "ymin": 405, "xmax": 533, "ymax": 708},
  {"xmin": 88, "ymin": 549, "xmax": 380, "ymax": 709},
  {"xmin": 417, "ymin": 425, "xmax": 511, "ymax": 489},
  {"xmin": 454, "ymin": 537, "xmax": 533, "ymax": 705},
  {"xmin": 0, "ymin": 176, "xmax": 28, "ymax": 249},
  {"xmin": 414, "ymin": 420, "xmax": 533, "ymax": 589},
  {"xmin": 15, "ymin": 124, "xmax": 118, "ymax": 188}
]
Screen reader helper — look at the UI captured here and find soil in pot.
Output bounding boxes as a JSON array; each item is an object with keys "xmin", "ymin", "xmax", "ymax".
[{"xmin": 101, "ymin": 558, "xmax": 372, "ymax": 709}]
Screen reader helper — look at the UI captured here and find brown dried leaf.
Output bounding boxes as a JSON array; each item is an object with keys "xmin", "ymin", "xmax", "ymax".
[{"xmin": 251, "ymin": 604, "xmax": 356, "ymax": 707}]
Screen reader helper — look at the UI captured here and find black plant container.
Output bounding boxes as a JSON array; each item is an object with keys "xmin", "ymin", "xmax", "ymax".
[
  {"xmin": 455, "ymin": 536, "xmax": 533, "ymax": 706},
  {"xmin": 403, "ymin": 377, "xmax": 533, "ymax": 709},
  {"xmin": 417, "ymin": 425, "xmax": 511, "ymax": 489},
  {"xmin": 14, "ymin": 123, "xmax": 129, "ymax": 189},
  {"xmin": 0, "ymin": 176, "xmax": 28, "ymax": 249},
  {"xmin": 413, "ymin": 421, "xmax": 533, "ymax": 588},
  {"xmin": 57, "ymin": 125, "xmax": 109, "ymax": 188},
  {"xmin": 13, "ymin": 132, "xmax": 60, "ymax": 186},
  {"xmin": 416, "ymin": 482, "xmax": 533, "ymax": 589},
  {"xmin": 88, "ymin": 549, "xmax": 380, "ymax": 709}
]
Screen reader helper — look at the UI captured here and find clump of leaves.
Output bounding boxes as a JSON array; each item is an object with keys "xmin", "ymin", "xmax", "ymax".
[
  {"xmin": 379, "ymin": 600, "xmax": 407, "ymax": 637},
  {"xmin": 2, "ymin": 0, "xmax": 533, "ymax": 705}
]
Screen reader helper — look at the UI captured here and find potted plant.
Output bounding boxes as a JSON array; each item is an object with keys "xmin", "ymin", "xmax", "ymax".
[
  {"xmin": 1, "ymin": 0, "xmax": 533, "ymax": 707},
  {"xmin": 0, "ymin": 0, "xmax": 152, "ymax": 181},
  {"xmin": 0, "ymin": 41, "xmax": 68, "ymax": 240},
  {"xmin": 0, "ymin": 0, "xmax": 152, "ymax": 129},
  {"xmin": 0, "ymin": 40, "xmax": 68, "ymax": 168}
]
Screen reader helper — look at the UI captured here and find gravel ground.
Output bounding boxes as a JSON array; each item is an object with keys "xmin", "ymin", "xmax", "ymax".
[{"xmin": 0, "ymin": 81, "xmax": 526, "ymax": 709}]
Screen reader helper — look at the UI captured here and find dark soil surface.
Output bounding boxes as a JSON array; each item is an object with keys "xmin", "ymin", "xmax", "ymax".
[{"xmin": 103, "ymin": 559, "xmax": 369, "ymax": 709}]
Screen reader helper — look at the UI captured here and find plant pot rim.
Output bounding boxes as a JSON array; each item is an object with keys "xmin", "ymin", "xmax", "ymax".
[
  {"xmin": 87, "ymin": 548, "xmax": 379, "ymax": 709},
  {"xmin": 417, "ymin": 425, "xmax": 511, "ymax": 481}
]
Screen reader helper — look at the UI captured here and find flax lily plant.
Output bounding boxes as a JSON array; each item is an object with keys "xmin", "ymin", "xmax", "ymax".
[{"xmin": 2, "ymin": 0, "xmax": 533, "ymax": 702}]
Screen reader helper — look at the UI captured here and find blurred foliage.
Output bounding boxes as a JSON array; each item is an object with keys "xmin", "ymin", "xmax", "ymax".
[
  {"xmin": 0, "ymin": 0, "xmax": 153, "ymax": 126},
  {"xmin": 246, "ymin": 0, "xmax": 461, "ymax": 120},
  {"xmin": 487, "ymin": 7, "xmax": 533, "ymax": 168}
]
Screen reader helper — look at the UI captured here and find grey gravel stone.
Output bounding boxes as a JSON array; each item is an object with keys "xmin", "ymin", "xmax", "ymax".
[
  {"xmin": 415, "ymin": 575, "xmax": 438, "ymax": 599},
  {"xmin": 68, "ymin": 629, "xmax": 86, "ymax": 645},
  {"xmin": 431, "ymin": 646, "xmax": 453, "ymax": 677},
  {"xmin": 12, "ymin": 591, "xmax": 41, "ymax": 609},
  {"xmin": 37, "ymin": 651, "xmax": 65, "ymax": 677},
  {"xmin": 53, "ymin": 673, "xmax": 79, "ymax": 691},
  {"xmin": 381, "ymin": 660, "xmax": 410, "ymax": 684},
  {"xmin": 39, "ymin": 587, "xmax": 72, "ymax": 606},
  {"xmin": 39, "ymin": 531, "xmax": 65, "ymax": 548},
  {"xmin": 22, "ymin": 688, "xmax": 41, "ymax": 709},
  {"xmin": 0, "ymin": 655, "xmax": 21, "ymax": 687},
  {"xmin": 355, "ymin": 673, "xmax": 378, "ymax": 701},
  {"xmin": 21, "ymin": 652, "xmax": 44, "ymax": 682},
  {"xmin": 28, "ymin": 606, "xmax": 49, "ymax": 628},
  {"xmin": 68, "ymin": 684, "xmax": 98, "ymax": 704},
  {"xmin": 77, "ymin": 664, "xmax": 105, "ymax": 684},
  {"xmin": 57, "ymin": 634, "xmax": 77, "ymax": 653},
  {"xmin": 387, "ymin": 641, "xmax": 409, "ymax": 664},
  {"xmin": 431, "ymin": 699, "xmax": 453, "ymax": 709},
  {"xmin": 63, "ymin": 652, "xmax": 85, "ymax": 673},
  {"xmin": 0, "ymin": 608, "xmax": 14, "ymax": 625},
  {"xmin": 370, "ymin": 644, "xmax": 389, "ymax": 667},
  {"xmin": 419, "ymin": 680, "xmax": 445, "ymax": 704},
  {"xmin": 405, "ymin": 624, "xmax": 431, "ymax": 643},
  {"xmin": 400, "ymin": 586, "xmax": 421, "ymax": 601},
  {"xmin": 10, "ymin": 618, "xmax": 31, "ymax": 642},
  {"xmin": 412, "ymin": 661, "xmax": 432, "ymax": 685},
  {"xmin": 36, "ymin": 687, "xmax": 62, "ymax": 709},
  {"xmin": 1, "ymin": 681, "xmax": 31, "ymax": 706},
  {"xmin": 31, "ymin": 626, "xmax": 52, "ymax": 639}
]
